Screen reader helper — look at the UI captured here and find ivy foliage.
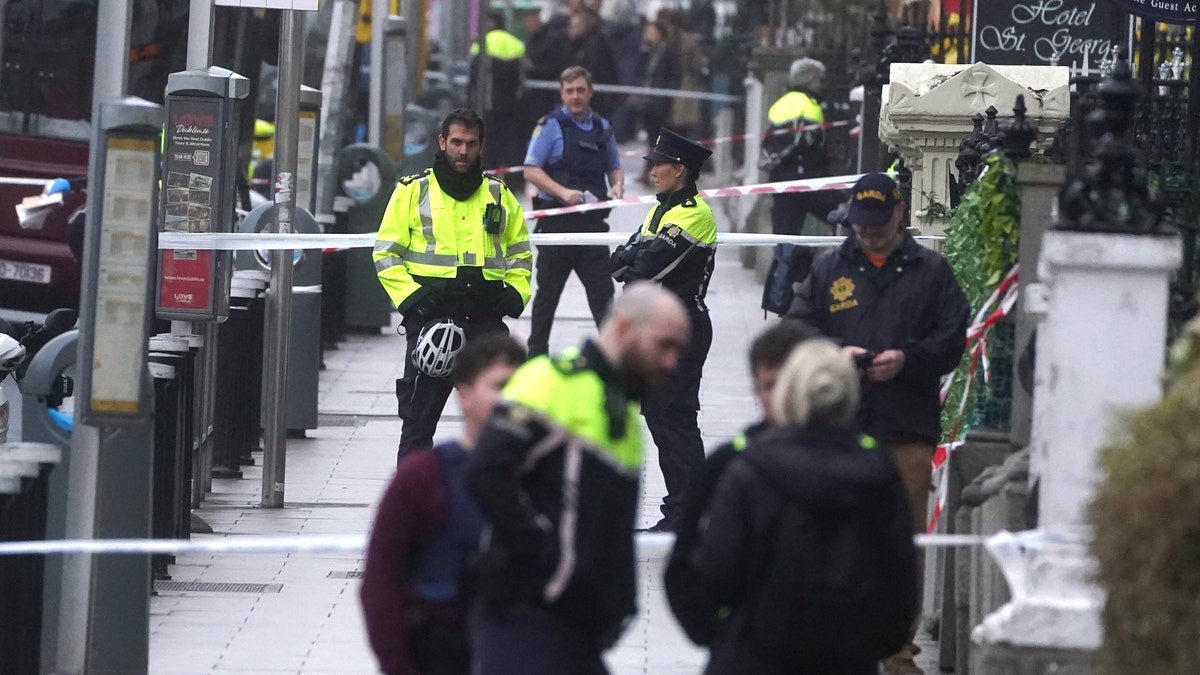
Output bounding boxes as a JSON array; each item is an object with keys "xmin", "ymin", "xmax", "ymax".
[
  {"xmin": 943, "ymin": 153, "xmax": 1022, "ymax": 307},
  {"xmin": 939, "ymin": 153, "xmax": 1021, "ymax": 441}
]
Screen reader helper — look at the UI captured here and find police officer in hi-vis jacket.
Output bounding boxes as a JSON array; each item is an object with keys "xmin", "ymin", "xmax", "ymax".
[
  {"xmin": 610, "ymin": 127, "xmax": 716, "ymax": 533},
  {"xmin": 373, "ymin": 108, "xmax": 532, "ymax": 460}
]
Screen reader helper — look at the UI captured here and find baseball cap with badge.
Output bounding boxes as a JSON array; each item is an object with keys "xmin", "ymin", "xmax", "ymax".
[
  {"xmin": 847, "ymin": 172, "xmax": 902, "ymax": 227},
  {"xmin": 643, "ymin": 127, "xmax": 713, "ymax": 176}
]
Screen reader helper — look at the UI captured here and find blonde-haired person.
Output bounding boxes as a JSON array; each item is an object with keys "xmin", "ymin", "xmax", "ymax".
[{"xmin": 687, "ymin": 340, "xmax": 918, "ymax": 675}]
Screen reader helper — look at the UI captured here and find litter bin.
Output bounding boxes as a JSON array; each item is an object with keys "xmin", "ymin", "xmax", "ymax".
[{"xmin": 336, "ymin": 144, "xmax": 396, "ymax": 331}]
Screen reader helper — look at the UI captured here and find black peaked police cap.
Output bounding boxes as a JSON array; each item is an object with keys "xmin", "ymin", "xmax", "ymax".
[{"xmin": 643, "ymin": 128, "xmax": 713, "ymax": 176}]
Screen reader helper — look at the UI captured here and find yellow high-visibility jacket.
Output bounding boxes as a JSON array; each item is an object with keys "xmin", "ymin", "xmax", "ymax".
[
  {"xmin": 373, "ymin": 169, "xmax": 532, "ymax": 316},
  {"xmin": 470, "ymin": 29, "xmax": 526, "ymax": 61},
  {"xmin": 768, "ymin": 90, "xmax": 825, "ymax": 126}
]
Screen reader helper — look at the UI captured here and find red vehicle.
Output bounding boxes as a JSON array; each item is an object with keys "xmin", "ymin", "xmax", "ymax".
[{"xmin": 0, "ymin": 0, "xmax": 188, "ymax": 312}]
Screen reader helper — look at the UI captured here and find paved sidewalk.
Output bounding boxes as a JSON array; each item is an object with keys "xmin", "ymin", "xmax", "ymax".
[
  {"xmin": 149, "ymin": 247, "xmax": 765, "ymax": 674},
  {"xmin": 147, "ymin": 159, "xmax": 939, "ymax": 673}
]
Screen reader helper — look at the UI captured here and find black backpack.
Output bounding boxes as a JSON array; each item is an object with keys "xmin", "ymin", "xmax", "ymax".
[
  {"xmin": 733, "ymin": 458, "xmax": 916, "ymax": 667},
  {"xmin": 761, "ymin": 244, "xmax": 817, "ymax": 316}
]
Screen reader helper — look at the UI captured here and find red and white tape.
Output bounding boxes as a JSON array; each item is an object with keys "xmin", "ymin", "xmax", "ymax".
[
  {"xmin": 160, "ymin": 173, "xmax": 937, "ymax": 251},
  {"xmin": 526, "ymin": 173, "xmax": 863, "ymax": 219},
  {"xmin": 928, "ymin": 264, "xmax": 1021, "ymax": 533},
  {"xmin": 488, "ymin": 119, "xmax": 855, "ymax": 176}
]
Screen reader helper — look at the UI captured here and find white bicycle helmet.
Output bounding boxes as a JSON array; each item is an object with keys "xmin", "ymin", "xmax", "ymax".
[
  {"xmin": 412, "ymin": 319, "xmax": 466, "ymax": 378},
  {"xmin": 0, "ymin": 334, "xmax": 25, "ymax": 378}
]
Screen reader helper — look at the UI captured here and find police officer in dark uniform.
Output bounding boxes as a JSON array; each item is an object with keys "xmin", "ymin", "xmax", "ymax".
[
  {"xmin": 523, "ymin": 65, "xmax": 624, "ymax": 358},
  {"xmin": 610, "ymin": 128, "xmax": 716, "ymax": 532}
]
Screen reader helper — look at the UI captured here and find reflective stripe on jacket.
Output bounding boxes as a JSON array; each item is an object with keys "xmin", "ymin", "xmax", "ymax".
[{"xmin": 373, "ymin": 170, "xmax": 533, "ymax": 311}]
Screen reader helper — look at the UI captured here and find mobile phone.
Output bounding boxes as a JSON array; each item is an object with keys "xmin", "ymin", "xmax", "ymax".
[{"xmin": 853, "ymin": 351, "xmax": 877, "ymax": 370}]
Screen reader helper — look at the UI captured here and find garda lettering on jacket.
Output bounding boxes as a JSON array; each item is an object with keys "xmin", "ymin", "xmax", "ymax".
[
  {"xmin": 656, "ymin": 225, "xmax": 681, "ymax": 248},
  {"xmin": 829, "ymin": 276, "xmax": 858, "ymax": 313}
]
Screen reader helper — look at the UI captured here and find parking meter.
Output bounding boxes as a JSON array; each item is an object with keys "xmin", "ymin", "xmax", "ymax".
[
  {"xmin": 336, "ymin": 144, "xmax": 396, "ymax": 330},
  {"xmin": 156, "ymin": 66, "xmax": 250, "ymax": 322},
  {"xmin": 77, "ymin": 96, "xmax": 161, "ymax": 424},
  {"xmin": 298, "ymin": 86, "xmax": 322, "ymax": 214}
]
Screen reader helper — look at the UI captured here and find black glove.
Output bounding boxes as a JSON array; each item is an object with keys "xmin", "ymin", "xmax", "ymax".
[
  {"xmin": 609, "ymin": 246, "xmax": 634, "ymax": 278},
  {"xmin": 399, "ymin": 289, "xmax": 443, "ymax": 328},
  {"xmin": 497, "ymin": 286, "xmax": 524, "ymax": 318},
  {"xmin": 463, "ymin": 285, "xmax": 524, "ymax": 319}
]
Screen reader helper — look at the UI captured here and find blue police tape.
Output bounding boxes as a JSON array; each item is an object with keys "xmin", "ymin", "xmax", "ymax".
[{"xmin": 0, "ymin": 531, "xmax": 1013, "ymax": 557}]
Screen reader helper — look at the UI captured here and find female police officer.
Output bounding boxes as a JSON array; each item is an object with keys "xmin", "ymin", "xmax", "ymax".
[{"xmin": 610, "ymin": 128, "xmax": 715, "ymax": 532}]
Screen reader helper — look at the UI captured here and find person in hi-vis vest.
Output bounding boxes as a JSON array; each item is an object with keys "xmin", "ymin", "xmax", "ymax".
[{"xmin": 373, "ymin": 108, "xmax": 532, "ymax": 460}]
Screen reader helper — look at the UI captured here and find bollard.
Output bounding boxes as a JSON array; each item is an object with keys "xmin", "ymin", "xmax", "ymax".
[
  {"xmin": 211, "ymin": 309, "xmax": 245, "ymax": 479},
  {"xmin": 319, "ymin": 212, "xmax": 347, "ymax": 349},
  {"xmin": 197, "ymin": 322, "xmax": 219, "ymax": 497},
  {"xmin": 148, "ymin": 351, "xmax": 184, "ymax": 577},
  {"xmin": 212, "ymin": 275, "xmax": 266, "ymax": 477},
  {"xmin": 241, "ymin": 291, "xmax": 267, "ymax": 467},
  {"xmin": 149, "ymin": 335, "xmax": 193, "ymax": 539}
]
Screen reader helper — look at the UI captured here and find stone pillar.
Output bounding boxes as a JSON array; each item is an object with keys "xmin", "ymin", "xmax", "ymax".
[
  {"xmin": 1026, "ymin": 234, "xmax": 1180, "ymax": 532},
  {"xmin": 971, "ymin": 232, "xmax": 1180, "ymax": 670},
  {"xmin": 972, "ymin": 60, "xmax": 1182, "ymax": 671},
  {"xmin": 879, "ymin": 63, "xmax": 1070, "ymax": 236},
  {"xmin": 1009, "ymin": 162, "xmax": 1066, "ymax": 450}
]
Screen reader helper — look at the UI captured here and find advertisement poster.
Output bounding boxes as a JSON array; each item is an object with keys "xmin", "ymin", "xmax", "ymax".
[{"xmin": 159, "ymin": 97, "xmax": 221, "ymax": 315}]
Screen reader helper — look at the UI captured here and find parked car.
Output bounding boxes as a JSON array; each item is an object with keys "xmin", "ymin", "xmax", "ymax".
[{"xmin": 0, "ymin": 135, "xmax": 88, "ymax": 313}]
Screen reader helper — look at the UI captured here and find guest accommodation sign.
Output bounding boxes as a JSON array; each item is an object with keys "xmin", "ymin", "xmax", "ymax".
[
  {"xmin": 973, "ymin": 1, "xmax": 1127, "ymax": 67},
  {"xmin": 1104, "ymin": 0, "xmax": 1195, "ymax": 23}
]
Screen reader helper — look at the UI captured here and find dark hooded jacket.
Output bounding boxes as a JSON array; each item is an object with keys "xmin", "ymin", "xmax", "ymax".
[{"xmin": 689, "ymin": 425, "xmax": 917, "ymax": 675}]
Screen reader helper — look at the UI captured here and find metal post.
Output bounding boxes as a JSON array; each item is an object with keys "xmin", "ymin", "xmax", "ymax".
[
  {"xmin": 383, "ymin": 16, "xmax": 409, "ymax": 162},
  {"xmin": 315, "ymin": 0, "xmax": 358, "ymax": 218},
  {"xmin": 403, "ymin": 0, "xmax": 421, "ymax": 104},
  {"xmin": 1191, "ymin": 29, "xmax": 1200, "ymax": 186},
  {"xmin": 741, "ymin": 75, "xmax": 764, "ymax": 230},
  {"xmin": 57, "ymin": 0, "xmax": 133, "ymax": 666},
  {"xmin": 858, "ymin": 1, "xmax": 891, "ymax": 173},
  {"xmin": 368, "ymin": 0, "xmax": 389, "ymax": 146},
  {"xmin": 262, "ymin": 11, "xmax": 303, "ymax": 508},
  {"xmin": 1138, "ymin": 17, "xmax": 1157, "ymax": 87},
  {"xmin": 186, "ymin": 0, "xmax": 215, "ymax": 70},
  {"xmin": 1186, "ymin": 23, "xmax": 1200, "ymax": 288},
  {"xmin": 712, "ymin": 106, "xmax": 734, "ymax": 191}
]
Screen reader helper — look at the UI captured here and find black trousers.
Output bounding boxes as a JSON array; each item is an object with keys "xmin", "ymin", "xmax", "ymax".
[
  {"xmin": 470, "ymin": 603, "xmax": 609, "ymax": 675},
  {"xmin": 641, "ymin": 308, "xmax": 713, "ymax": 525},
  {"xmin": 528, "ymin": 244, "xmax": 614, "ymax": 358},
  {"xmin": 770, "ymin": 190, "xmax": 843, "ymax": 236},
  {"xmin": 396, "ymin": 316, "xmax": 508, "ymax": 460}
]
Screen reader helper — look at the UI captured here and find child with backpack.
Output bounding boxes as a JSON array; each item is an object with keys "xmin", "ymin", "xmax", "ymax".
[{"xmin": 360, "ymin": 334, "xmax": 526, "ymax": 675}]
